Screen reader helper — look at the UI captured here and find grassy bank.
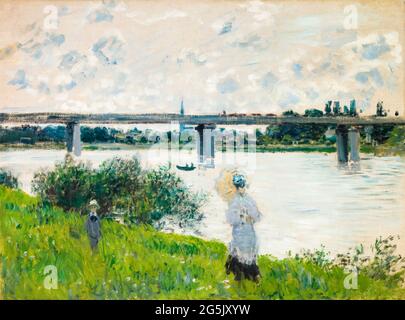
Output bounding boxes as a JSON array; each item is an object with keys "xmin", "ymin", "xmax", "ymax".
[
  {"xmin": 0, "ymin": 186, "xmax": 404, "ymax": 300},
  {"xmin": 254, "ymin": 144, "xmax": 336, "ymax": 153},
  {"xmin": 0, "ymin": 142, "xmax": 337, "ymax": 153},
  {"xmin": 0, "ymin": 142, "xmax": 65, "ymax": 151}
]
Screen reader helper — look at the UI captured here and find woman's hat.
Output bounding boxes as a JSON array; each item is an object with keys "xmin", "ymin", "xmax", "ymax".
[
  {"xmin": 232, "ymin": 174, "xmax": 246, "ymax": 189},
  {"xmin": 89, "ymin": 199, "xmax": 99, "ymax": 208},
  {"xmin": 215, "ymin": 168, "xmax": 248, "ymax": 202}
]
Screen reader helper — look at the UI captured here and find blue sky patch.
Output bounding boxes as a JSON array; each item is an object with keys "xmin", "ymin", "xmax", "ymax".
[
  {"xmin": 279, "ymin": 92, "xmax": 300, "ymax": 107},
  {"xmin": 87, "ymin": 9, "xmax": 113, "ymax": 23},
  {"xmin": 8, "ymin": 69, "xmax": 29, "ymax": 89},
  {"xmin": 355, "ymin": 68, "xmax": 384, "ymax": 87},
  {"xmin": 293, "ymin": 63, "xmax": 303, "ymax": 78},
  {"xmin": 362, "ymin": 36, "xmax": 390, "ymax": 60},
  {"xmin": 261, "ymin": 72, "xmax": 278, "ymax": 89},
  {"xmin": 219, "ymin": 22, "xmax": 232, "ymax": 35},
  {"xmin": 217, "ymin": 77, "xmax": 239, "ymax": 94}
]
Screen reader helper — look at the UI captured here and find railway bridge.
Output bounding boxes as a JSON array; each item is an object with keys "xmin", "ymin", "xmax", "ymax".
[{"xmin": 2, "ymin": 112, "xmax": 405, "ymax": 164}]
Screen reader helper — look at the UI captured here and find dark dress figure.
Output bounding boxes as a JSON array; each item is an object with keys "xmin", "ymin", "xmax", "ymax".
[{"xmin": 86, "ymin": 211, "xmax": 101, "ymax": 250}]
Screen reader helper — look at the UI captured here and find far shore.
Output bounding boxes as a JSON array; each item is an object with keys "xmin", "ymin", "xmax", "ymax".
[{"xmin": 1, "ymin": 141, "xmax": 405, "ymax": 156}]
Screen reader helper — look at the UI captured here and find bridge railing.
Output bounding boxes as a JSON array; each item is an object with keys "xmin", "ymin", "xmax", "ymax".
[{"xmin": 1, "ymin": 113, "xmax": 405, "ymax": 125}]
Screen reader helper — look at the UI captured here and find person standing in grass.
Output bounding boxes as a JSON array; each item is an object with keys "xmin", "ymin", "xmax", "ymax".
[
  {"xmin": 85, "ymin": 199, "xmax": 102, "ymax": 251},
  {"xmin": 216, "ymin": 169, "xmax": 262, "ymax": 281}
]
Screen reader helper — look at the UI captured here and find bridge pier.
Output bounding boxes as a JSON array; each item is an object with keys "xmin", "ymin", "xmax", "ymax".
[
  {"xmin": 195, "ymin": 124, "xmax": 216, "ymax": 168},
  {"xmin": 66, "ymin": 121, "xmax": 81, "ymax": 156},
  {"xmin": 364, "ymin": 125, "xmax": 373, "ymax": 144},
  {"xmin": 348, "ymin": 127, "xmax": 360, "ymax": 162},
  {"xmin": 336, "ymin": 125, "xmax": 361, "ymax": 163},
  {"xmin": 336, "ymin": 125, "xmax": 349, "ymax": 163}
]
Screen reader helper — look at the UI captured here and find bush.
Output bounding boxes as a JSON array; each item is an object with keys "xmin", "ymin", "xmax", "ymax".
[
  {"xmin": 294, "ymin": 235, "xmax": 405, "ymax": 287},
  {"xmin": 32, "ymin": 154, "xmax": 93, "ymax": 213},
  {"xmin": 31, "ymin": 156, "xmax": 206, "ymax": 228},
  {"xmin": 334, "ymin": 236, "xmax": 405, "ymax": 287},
  {"xmin": 141, "ymin": 166, "xmax": 206, "ymax": 227},
  {"xmin": 94, "ymin": 156, "xmax": 143, "ymax": 214},
  {"xmin": 0, "ymin": 169, "xmax": 18, "ymax": 188}
]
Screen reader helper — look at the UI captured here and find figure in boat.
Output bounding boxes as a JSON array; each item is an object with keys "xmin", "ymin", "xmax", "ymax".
[{"xmin": 176, "ymin": 162, "xmax": 196, "ymax": 171}]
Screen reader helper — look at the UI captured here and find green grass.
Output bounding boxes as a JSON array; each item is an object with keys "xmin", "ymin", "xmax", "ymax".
[
  {"xmin": 1, "ymin": 186, "xmax": 404, "ymax": 300},
  {"xmin": 255, "ymin": 145, "xmax": 336, "ymax": 153},
  {"xmin": 0, "ymin": 142, "xmax": 65, "ymax": 151}
]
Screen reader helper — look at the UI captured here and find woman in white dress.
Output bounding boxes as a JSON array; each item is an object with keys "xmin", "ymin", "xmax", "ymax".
[{"xmin": 216, "ymin": 170, "xmax": 262, "ymax": 281}]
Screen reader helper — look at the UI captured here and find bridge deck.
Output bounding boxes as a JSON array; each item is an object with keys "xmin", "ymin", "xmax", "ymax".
[{"xmin": 1, "ymin": 113, "xmax": 405, "ymax": 126}]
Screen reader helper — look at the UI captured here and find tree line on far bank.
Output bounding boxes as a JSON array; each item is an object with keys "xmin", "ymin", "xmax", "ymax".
[
  {"xmin": 0, "ymin": 102, "xmax": 400, "ymax": 147},
  {"xmin": 0, "ymin": 125, "xmax": 124, "ymax": 145},
  {"xmin": 0, "ymin": 123, "xmax": 398, "ymax": 148}
]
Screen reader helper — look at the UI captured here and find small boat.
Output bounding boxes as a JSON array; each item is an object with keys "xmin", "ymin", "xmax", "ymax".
[{"xmin": 176, "ymin": 163, "xmax": 196, "ymax": 171}]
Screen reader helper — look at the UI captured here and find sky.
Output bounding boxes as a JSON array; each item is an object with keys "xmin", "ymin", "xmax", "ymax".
[{"xmin": 0, "ymin": 0, "xmax": 403, "ymax": 115}]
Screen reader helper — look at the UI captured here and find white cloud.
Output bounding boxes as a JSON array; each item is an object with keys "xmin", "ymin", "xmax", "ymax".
[
  {"xmin": 126, "ymin": 9, "xmax": 187, "ymax": 25},
  {"xmin": 1, "ymin": 1, "xmax": 403, "ymax": 114}
]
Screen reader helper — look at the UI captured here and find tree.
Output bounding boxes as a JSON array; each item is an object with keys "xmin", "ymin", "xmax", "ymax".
[
  {"xmin": 371, "ymin": 125, "xmax": 395, "ymax": 144},
  {"xmin": 325, "ymin": 101, "xmax": 332, "ymax": 115},
  {"xmin": 94, "ymin": 127, "xmax": 111, "ymax": 142},
  {"xmin": 80, "ymin": 126, "xmax": 96, "ymax": 143},
  {"xmin": 255, "ymin": 128, "xmax": 264, "ymax": 144},
  {"xmin": 304, "ymin": 108, "xmax": 323, "ymax": 117},
  {"xmin": 376, "ymin": 101, "xmax": 387, "ymax": 117},
  {"xmin": 282, "ymin": 110, "xmax": 299, "ymax": 116},
  {"xmin": 265, "ymin": 123, "xmax": 328, "ymax": 144},
  {"xmin": 333, "ymin": 101, "xmax": 341, "ymax": 115},
  {"xmin": 40, "ymin": 125, "xmax": 66, "ymax": 142},
  {"xmin": 349, "ymin": 100, "xmax": 357, "ymax": 116},
  {"xmin": 343, "ymin": 105, "xmax": 350, "ymax": 115}
]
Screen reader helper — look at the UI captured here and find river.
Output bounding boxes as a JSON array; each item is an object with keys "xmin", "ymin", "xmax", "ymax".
[{"xmin": 1, "ymin": 147, "xmax": 405, "ymax": 258}]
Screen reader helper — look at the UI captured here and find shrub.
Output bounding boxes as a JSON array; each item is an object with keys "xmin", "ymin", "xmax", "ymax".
[
  {"xmin": 93, "ymin": 156, "xmax": 143, "ymax": 214},
  {"xmin": 334, "ymin": 236, "xmax": 405, "ymax": 287},
  {"xmin": 294, "ymin": 235, "xmax": 405, "ymax": 287},
  {"xmin": 32, "ymin": 154, "xmax": 93, "ymax": 213},
  {"xmin": 0, "ymin": 169, "xmax": 18, "ymax": 188},
  {"xmin": 141, "ymin": 166, "xmax": 206, "ymax": 228},
  {"xmin": 31, "ymin": 156, "xmax": 206, "ymax": 228}
]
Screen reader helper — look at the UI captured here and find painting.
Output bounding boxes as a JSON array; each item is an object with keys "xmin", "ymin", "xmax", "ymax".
[{"xmin": 1, "ymin": 0, "xmax": 405, "ymax": 304}]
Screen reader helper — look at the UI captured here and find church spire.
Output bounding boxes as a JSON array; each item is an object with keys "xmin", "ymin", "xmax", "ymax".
[{"xmin": 180, "ymin": 97, "xmax": 185, "ymax": 116}]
